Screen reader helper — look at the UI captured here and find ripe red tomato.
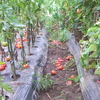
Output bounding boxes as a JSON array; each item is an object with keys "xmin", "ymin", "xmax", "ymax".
[
  {"xmin": 55, "ymin": 61, "xmax": 61, "ymax": 65},
  {"xmin": 0, "ymin": 65, "xmax": 5, "ymax": 71},
  {"xmin": 0, "ymin": 51, "xmax": 5, "ymax": 54},
  {"xmin": 57, "ymin": 66, "xmax": 63, "ymax": 70},
  {"xmin": 51, "ymin": 70, "xmax": 56, "ymax": 75},
  {"xmin": 17, "ymin": 45, "xmax": 22, "ymax": 49},
  {"xmin": 66, "ymin": 81, "xmax": 73, "ymax": 85},
  {"xmin": 66, "ymin": 56, "xmax": 70, "ymax": 60},
  {"xmin": 57, "ymin": 58, "xmax": 64, "ymax": 62},
  {"xmin": 22, "ymin": 38, "xmax": 27, "ymax": 42},
  {"xmin": 5, "ymin": 57, "xmax": 11, "ymax": 61},
  {"xmin": 2, "ymin": 64, "xmax": 6, "ymax": 67},
  {"xmin": 70, "ymin": 75, "xmax": 75, "ymax": 79},
  {"xmin": 76, "ymin": 9, "xmax": 82, "ymax": 14},
  {"xmin": 23, "ymin": 64, "xmax": 29, "ymax": 68},
  {"xmin": 24, "ymin": 30, "xmax": 27, "ymax": 34},
  {"xmin": 15, "ymin": 38, "xmax": 20, "ymax": 42},
  {"xmin": 55, "ymin": 63, "xmax": 61, "ymax": 67}
]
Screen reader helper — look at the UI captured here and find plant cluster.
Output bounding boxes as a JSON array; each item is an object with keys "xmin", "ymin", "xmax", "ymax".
[{"xmin": 80, "ymin": 21, "xmax": 100, "ymax": 75}]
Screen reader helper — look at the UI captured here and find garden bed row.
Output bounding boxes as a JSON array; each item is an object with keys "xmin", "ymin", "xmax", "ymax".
[
  {"xmin": 1, "ymin": 28, "xmax": 48, "ymax": 100},
  {"xmin": 67, "ymin": 31, "xmax": 100, "ymax": 100}
]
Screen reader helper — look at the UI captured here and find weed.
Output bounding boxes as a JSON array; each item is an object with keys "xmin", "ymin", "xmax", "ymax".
[
  {"xmin": 40, "ymin": 74, "xmax": 54, "ymax": 91},
  {"xmin": 68, "ymin": 75, "xmax": 81, "ymax": 83},
  {"xmin": 33, "ymin": 73, "xmax": 54, "ymax": 91}
]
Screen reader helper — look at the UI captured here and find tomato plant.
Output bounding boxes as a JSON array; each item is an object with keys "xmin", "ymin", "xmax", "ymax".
[{"xmin": 80, "ymin": 20, "xmax": 100, "ymax": 74}]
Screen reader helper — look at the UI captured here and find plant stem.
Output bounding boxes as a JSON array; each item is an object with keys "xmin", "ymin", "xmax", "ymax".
[
  {"xmin": 20, "ymin": 35, "xmax": 26, "ymax": 63},
  {"xmin": 31, "ymin": 24, "xmax": 35, "ymax": 47},
  {"xmin": 8, "ymin": 38, "xmax": 16, "ymax": 80},
  {"xmin": 27, "ymin": 22, "xmax": 30, "ymax": 55}
]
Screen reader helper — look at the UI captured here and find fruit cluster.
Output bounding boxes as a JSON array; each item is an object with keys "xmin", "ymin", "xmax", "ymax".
[{"xmin": 51, "ymin": 55, "xmax": 72, "ymax": 75}]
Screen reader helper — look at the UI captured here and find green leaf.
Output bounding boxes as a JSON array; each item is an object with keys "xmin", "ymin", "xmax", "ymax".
[
  {"xmin": 94, "ymin": 68, "xmax": 100, "ymax": 75},
  {"xmin": 0, "ymin": 61, "xmax": 6, "ymax": 65},
  {"xmin": 88, "ymin": 44, "xmax": 96, "ymax": 52},
  {"xmin": 0, "ymin": 83, "xmax": 13, "ymax": 93},
  {"xmin": 96, "ymin": 6, "xmax": 100, "ymax": 11},
  {"xmin": 86, "ymin": 62, "xmax": 96, "ymax": 70},
  {"xmin": 6, "ymin": 16, "xmax": 25, "ymax": 27},
  {"xmin": 2, "ymin": 21, "xmax": 10, "ymax": 30}
]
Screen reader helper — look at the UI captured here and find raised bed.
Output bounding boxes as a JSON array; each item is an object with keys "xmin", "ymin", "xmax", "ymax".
[
  {"xmin": 1, "ymin": 28, "xmax": 48, "ymax": 100},
  {"xmin": 67, "ymin": 31, "xmax": 100, "ymax": 100}
]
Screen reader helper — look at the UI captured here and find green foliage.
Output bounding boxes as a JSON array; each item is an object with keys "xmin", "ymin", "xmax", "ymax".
[
  {"xmin": 50, "ymin": 29, "xmax": 69, "ymax": 42},
  {"xmin": 40, "ymin": 74, "xmax": 54, "ymax": 91},
  {"xmin": 80, "ymin": 20, "xmax": 100, "ymax": 74},
  {"xmin": 0, "ymin": 77, "xmax": 13, "ymax": 93},
  {"xmin": 94, "ymin": 68, "xmax": 100, "ymax": 75},
  {"xmin": 33, "ymin": 73, "xmax": 54, "ymax": 91}
]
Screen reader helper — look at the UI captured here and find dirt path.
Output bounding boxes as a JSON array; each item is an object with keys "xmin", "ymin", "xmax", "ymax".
[{"xmin": 39, "ymin": 41, "xmax": 84, "ymax": 100}]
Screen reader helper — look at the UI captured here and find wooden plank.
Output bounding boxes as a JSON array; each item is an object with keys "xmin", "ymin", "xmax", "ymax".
[{"xmin": 67, "ymin": 31, "xmax": 100, "ymax": 100}]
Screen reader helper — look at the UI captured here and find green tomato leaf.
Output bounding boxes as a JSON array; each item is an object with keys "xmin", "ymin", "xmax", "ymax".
[
  {"xmin": 94, "ymin": 68, "xmax": 100, "ymax": 75},
  {"xmin": 0, "ymin": 83, "xmax": 13, "ymax": 93},
  {"xmin": 2, "ymin": 21, "xmax": 10, "ymax": 30},
  {"xmin": 96, "ymin": 6, "xmax": 100, "ymax": 11},
  {"xmin": 88, "ymin": 44, "xmax": 96, "ymax": 52}
]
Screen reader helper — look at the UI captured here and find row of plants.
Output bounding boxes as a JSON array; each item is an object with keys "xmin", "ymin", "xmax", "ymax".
[
  {"xmin": 0, "ymin": 0, "xmax": 46, "ymax": 98},
  {"xmin": 0, "ymin": 0, "xmax": 48, "ymax": 78},
  {"xmin": 80, "ymin": 21, "xmax": 100, "ymax": 75}
]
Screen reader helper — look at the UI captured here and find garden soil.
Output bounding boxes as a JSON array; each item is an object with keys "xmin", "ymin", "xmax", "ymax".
[{"xmin": 38, "ymin": 41, "xmax": 84, "ymax": 100}]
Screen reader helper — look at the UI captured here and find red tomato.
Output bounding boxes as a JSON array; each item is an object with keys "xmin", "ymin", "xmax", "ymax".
[
  {"xmin": 17, "ymin": 45, "xmax": 22, "ymax": 49},
  {"xmin": 24, "ymin": 33, "xmax": 27, "ymax": 36},
  {"xmin": 15, "ymin": 38, "xmax": 20, "ymax": 41},
  {"xmin": 66, "ymin": 56, "xmax": 71, "ymax": 60},
  {"xmin": 5, "ymin": 57, "xmax": 11, "ymax": 61},
  {"xmin": 66, "ymin": 81, "xmax": 73, "ymax": 85},
  {"xmin": 51, "ymin": 70, "xmax": 56, "ymax": 75},
  {"xmin": 2, "ymin": 64, "xmax": 6, "ymax": 67},
  {"xmin": 22, "ymin": 38, "xmax": 27, "ymax": 42},
  {"xmin": 24, "ymin": 30, "xmax": 27, "ymax": 34},
  {"xmin": 57, "ymin": 66, "xmax": 63, "ymax": 70},
  {"xmin": 0, "ymin": 51, "xmax": 5, "ymax": 54},
  {"xmin": 57, "ymin": 58, "xmax": 62, "ymax": 61},
  {"xmin": 76, "ymin": 9, "xmax": 82, "ymax": 14},
  {"xmin": 23, "ymin": 64, "xmax": 29, "ymax": 68},
  {"xmin": 55, "ymin": 63, "xmax": 61, "ymax": 67},
  {"xmin": 70, "ymin": 75, "xmax": 75, "ymax": 79},
  {"xmin": 32, "ymin": 30, "xmax": 34, "ymax": 32},
  {"xmin": 55, "ymin": 61, "xmax": 61, "ymax": 65},
  {"xmin": 0, "ymin": 65, "xmax": 5, "ymax": 71}
]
